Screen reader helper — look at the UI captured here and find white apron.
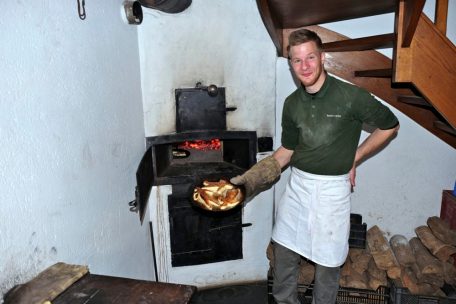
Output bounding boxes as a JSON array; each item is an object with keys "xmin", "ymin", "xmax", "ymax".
[{"xmin": 271, "ymin": 167, "xmax": 351, "ymax": 267}]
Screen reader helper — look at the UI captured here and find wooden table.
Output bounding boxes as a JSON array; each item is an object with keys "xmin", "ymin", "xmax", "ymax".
[{"xmin": 52, "ymin": 274, "xmax": 196, "ymax": 304}]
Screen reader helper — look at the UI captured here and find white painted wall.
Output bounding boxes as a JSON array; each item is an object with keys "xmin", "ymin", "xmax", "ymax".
[
  {"xmin": 0, "ymin": 1, "xmax": 153, "ymax": 299},
  {"xmin": 137, "ymin": 0, "xmax": 276, "ymax": 137},
  {"xmin": 274, "ymin": 0, "xmax": 456, "ymax": 239}
]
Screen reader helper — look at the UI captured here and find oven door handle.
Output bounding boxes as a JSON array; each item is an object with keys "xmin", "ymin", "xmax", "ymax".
[{"xmin": 209, "ymin": 223, "xmax": 252, "ymax": 232}]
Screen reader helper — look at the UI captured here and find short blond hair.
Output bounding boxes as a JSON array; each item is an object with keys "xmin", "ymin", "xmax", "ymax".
[{"xmin": 287, "ymin": 29, "xmax": 323, "ymax": 58}]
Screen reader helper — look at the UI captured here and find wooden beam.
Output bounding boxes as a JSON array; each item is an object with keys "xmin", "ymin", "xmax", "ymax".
[
  {"xmin": 256, "ymin": 0, "xmax": 284, "ymax": 56},
  {"xmin": 401, "ymin": 0, "xmax": 426, "ymax": 47},
  {"xmin": 435, "ymin": 0, "xmax": 448, "ymax": 35},
  {"xmin": 323, "ymin": 33, "xmax": 395, "ymax": 52},
  {"xmin": 397, "ymin": 95, "xmax": 432, "ymax": 107},
  {"xmin": 354, "ymin": 68, "xmax": 392, "ymax": 78}
]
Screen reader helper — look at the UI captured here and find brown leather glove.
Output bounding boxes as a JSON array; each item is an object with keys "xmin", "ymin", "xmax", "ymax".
[{"xmin": 230, "ymin": 155, "xmax": 281, "ymax": 201}]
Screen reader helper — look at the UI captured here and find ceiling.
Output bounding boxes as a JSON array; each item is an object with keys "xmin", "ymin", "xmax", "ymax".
[{"xmin": 266, "ymin": 0, "xmax": 397, "ymax": 28}]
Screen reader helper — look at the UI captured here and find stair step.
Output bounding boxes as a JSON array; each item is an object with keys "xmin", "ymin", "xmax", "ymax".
[
  {"xmin": 354, "ymin": 68, "xmax": 392, "ymax": 78},
  {"xmin": 397, "ymin": 95, "xmax": 432, "ymax": 107},
  {"xmin": 434, "ymin": 121, "xmax": 456, "ymax": 136},
  {"xmin": 323, "ymin": 33, "xmax": 395, "ymax": 52}
]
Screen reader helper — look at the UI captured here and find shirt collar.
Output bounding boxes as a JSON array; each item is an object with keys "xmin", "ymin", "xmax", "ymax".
[{"xmin": 299, "ymin": 73, "xmax": 332, "ymax": 99}]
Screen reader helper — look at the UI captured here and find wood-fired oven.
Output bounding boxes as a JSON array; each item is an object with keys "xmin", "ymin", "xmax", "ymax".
[{"xmin": 129, "ymin": 84, "xmax": 274, "ymax": 287}]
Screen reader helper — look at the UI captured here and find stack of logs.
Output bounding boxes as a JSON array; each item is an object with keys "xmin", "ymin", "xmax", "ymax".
[{"xmin": 266, "ymin": 216, "xmax": 456, "ymax": 297}]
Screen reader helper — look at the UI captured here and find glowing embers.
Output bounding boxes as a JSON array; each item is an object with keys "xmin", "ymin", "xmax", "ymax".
[{"xmin": 178, "ymin": 138, "xmax": 221, "ymax": 151}]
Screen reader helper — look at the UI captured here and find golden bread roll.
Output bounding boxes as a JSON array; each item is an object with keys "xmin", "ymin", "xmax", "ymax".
[{"xmin": 192, "ymin": 179, "xmax": 244, "ymax": 211}]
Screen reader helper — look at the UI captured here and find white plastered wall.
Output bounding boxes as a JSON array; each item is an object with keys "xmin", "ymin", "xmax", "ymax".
[
  {"xmin": 137, "ymin": 0, "xmax": 276, "ymax": 138},
  {"xmin": 0, "ymin": 1, "xmax": 153, "ymax": 299}
]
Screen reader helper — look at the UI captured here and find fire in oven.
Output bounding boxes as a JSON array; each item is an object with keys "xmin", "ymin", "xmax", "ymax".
[{"xmin": 129, "ymin": 83, "xmax": 260, "ymax": 267}]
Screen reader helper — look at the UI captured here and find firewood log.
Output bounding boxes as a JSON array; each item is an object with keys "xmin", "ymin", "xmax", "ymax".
[
  {"xmin": 410, "ymin": 261, "xmax": 444, "ymax": 287},
  {"xmin": 400, "ymin": 267, "xmax": 442, "ymax": 296},
  {"xmin": 443, "ymin": 261, "xmax": 456, "ymax": 285},
  {"xmin": 348, "ymin": 248, "xmax": 363, "ymax": 261},
  {"xmin": 340, "ymin": 258, "xmax": 352, "ymax": 277},
  {"xmin": 390, "ymin": 234, "xmax": 416, "ymax": 267},
  {"xmin": 431, "ymin": 288, "xmax": 447, "ymax": 298},
  {"xmin": 367, "ymin": 259, "xmax": 387, "ymax": 281},
  {"xmin": 367, "ymin": 225, "xmax": 400, "ymax": 270},
  {"xmin": 368, "ymin": 274, "xmax": 387, "ymax": 291},
  {"xmin": 401, "ymin": 266, "xmax": 418, "ymax": 286},
  {"xmin": 415, "ymin": 225, "xmax": 456, "ymax": 262},
  {"xmin": 409, "ymin": 237, "xmax": 443, "ymax": 275},
  {"xmin": 386, "ymin": 266, "xmax": 402, "ymax": 280},
  {"xmin": 350, "ymin": 249, "xmax": 371, "ymax": 275},
  {"xmin": 415, "ymin": 283, "xmax": 443, "ymax": 296},
  {"xmin": 339, "ymin": 275, "xmax": 347, "ymax": 287},
  {"xmin": 427, "ymin": 216, "xmax": 456, "ymax": 246},
  {"xmin": 344, "ymin": 270, "xmax": 369, "ymax": 290},
  {"xmin": 297, "ymin": 259, "xmax": 315, "ymax": 285},
  {"xmin": 420, "ymin": 274, "xmax": 444, "ymax": 287}
]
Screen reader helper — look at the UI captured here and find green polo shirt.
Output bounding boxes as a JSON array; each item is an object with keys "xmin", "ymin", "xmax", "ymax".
[{"xmin": 281, "ymin": 75, "xmax": 398, "ymax": 175}]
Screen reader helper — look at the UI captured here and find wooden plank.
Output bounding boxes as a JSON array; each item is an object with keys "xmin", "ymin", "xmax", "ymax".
[
  {"xmin": 394, "ymin": 1, "xmax": 456, "ymax": 129},
  {"xmin": 397, "ymin": 96, "xmax": 431, "ymax": 107},
  {"xmin": 434, "ymin": 121, "xmax": 456, "ymax": 136},
  {"xmin": 323, "ymin": 33, "xmax": 395, "ymax": 52},
  {"xmin": 406, "ymin": 14, "xmax": 456, "ymax": 128},
  {"xmin": 53, "ymin": 274, "xmax": 196, "ymax": 304},
  {"xmin": 435, "ymin": 0, "xmax": 448, "ymax": 35},
  {"xmin": 355, "ymin": 68, "xmax": 392, "ymax": 78},
  {"xmin": 393, "ymin": 1, "xmax": 413, "ymax": 82},
  {"xmin": 401, "ymin": 0, "xmax": 426, "ymax": 47}
]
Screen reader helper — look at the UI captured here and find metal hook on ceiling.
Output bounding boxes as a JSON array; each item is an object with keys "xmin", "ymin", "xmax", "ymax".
[{"xmin": 77, "ymin": 0, "xmax": 86, "ymax": 20}]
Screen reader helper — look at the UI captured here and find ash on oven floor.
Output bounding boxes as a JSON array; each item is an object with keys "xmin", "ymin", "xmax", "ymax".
[{"xmin": 190, "ymin": 281, "xmax": 268, "ymax": 304}]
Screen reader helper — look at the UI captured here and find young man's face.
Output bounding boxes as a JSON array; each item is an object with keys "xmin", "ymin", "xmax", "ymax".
[{"xmin": 289, "ymin": 41, "xmax": 326, "ymax": 92}]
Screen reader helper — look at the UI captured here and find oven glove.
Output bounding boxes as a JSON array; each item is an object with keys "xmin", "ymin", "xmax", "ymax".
[{"xmin": 230, "ymin": 155, "xmax": 281, "ymax": 202}]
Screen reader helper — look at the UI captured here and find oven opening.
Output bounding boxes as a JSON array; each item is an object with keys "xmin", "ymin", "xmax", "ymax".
[{"xmin": 151, "ymin": 134, "xmax": 256, "ymax": 185}]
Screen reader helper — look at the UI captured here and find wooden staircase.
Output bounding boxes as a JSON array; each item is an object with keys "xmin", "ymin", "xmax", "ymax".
[{"xmin": 257, "ymin": 0, "xmax": 456, "ymax": 148}]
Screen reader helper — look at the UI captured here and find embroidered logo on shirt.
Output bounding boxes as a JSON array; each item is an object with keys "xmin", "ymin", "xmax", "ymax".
[{"xmin": 326, "ymin": 114, "xmax": 342, "ymax": 118}]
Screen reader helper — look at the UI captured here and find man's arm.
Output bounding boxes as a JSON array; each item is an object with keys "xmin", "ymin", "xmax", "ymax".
[
  {"xmin": 230, "ymin": 146, "xmax": 293, "ymax": 200},
  {"xmin": 273, "ymin": 146, "xmax": 294, "ymax": 169},
  {"xmin": 350, "ymin": 124, "xmax": 399, "ymax": 187}
]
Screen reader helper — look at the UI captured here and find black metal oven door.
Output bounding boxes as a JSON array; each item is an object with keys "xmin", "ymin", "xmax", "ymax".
[
  {"xmin": 129, "ymin": 146, "xmax": 154, "ymax": 224},
  {"xmin": 175, "ymin": 86, "xmax": 226, "ymax": 132}
]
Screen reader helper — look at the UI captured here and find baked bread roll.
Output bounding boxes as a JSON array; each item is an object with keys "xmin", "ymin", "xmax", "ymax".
[{"xmin": 193, "ymin": 179, "xmax": 244, "ymax": 211}]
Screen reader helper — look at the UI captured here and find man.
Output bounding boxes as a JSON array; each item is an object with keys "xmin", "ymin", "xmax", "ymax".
[{"xmin": 231, "ymin": 29, "xmax": 399, "ymax": 304}]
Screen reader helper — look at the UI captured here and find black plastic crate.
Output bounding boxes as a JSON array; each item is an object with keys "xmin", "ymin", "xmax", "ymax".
[
  {"xmin": 350, "ymin": 213, "xmax": 367, "ymax": 249},
  {"xmin": 389, "ymin": 280, "xmax": 456, "ymax": 304},
  {"xmin": 267, "ymin": 276, "xmax": 389, "ymax": 304}
]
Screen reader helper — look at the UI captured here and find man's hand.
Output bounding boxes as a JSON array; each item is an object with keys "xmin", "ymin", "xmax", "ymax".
[
  {"xmin": 349, "ymin": 164, "xmax": 356, "ymax": 190},
  {"xmin": 350, "ymin": 124, "xmax": 399, "ymax": 191}
]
